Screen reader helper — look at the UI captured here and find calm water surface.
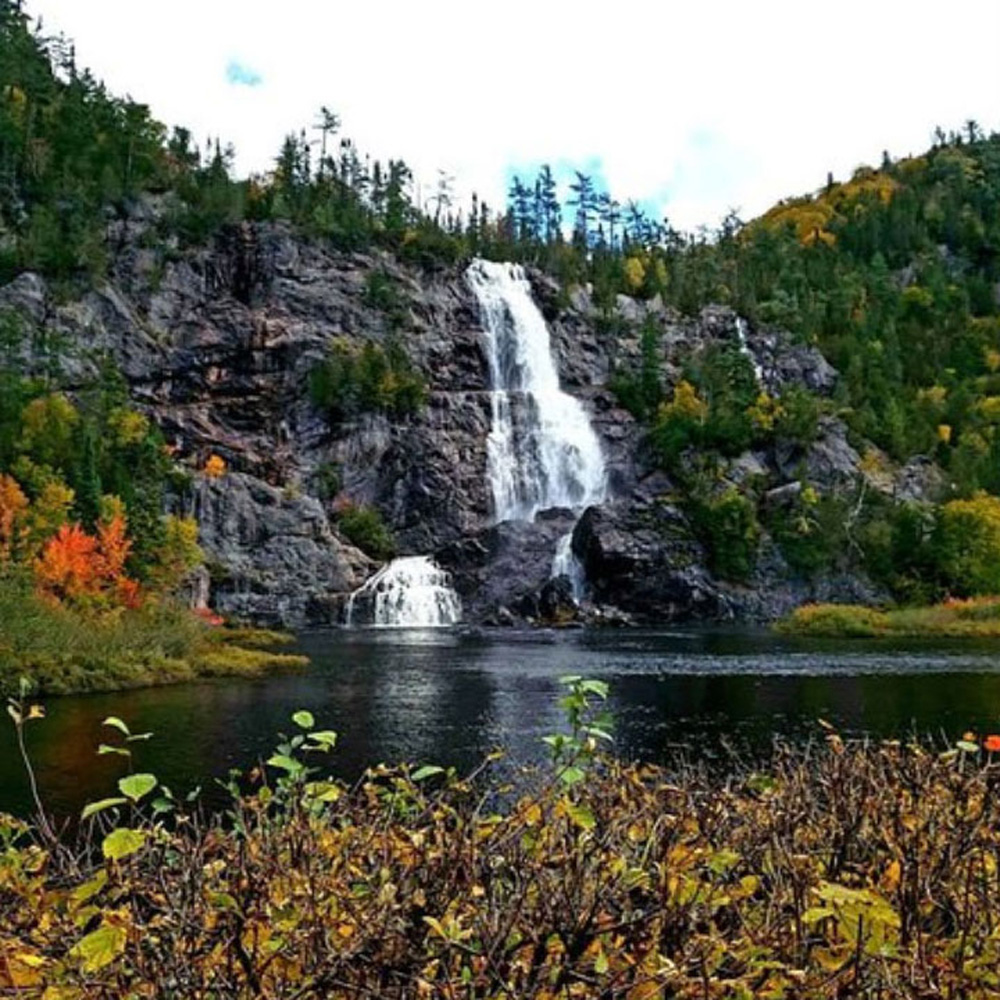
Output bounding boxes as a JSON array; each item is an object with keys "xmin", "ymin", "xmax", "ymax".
[{"xmin": 3, "ymin": 627, "xmax": 1000, "ymax": 819}]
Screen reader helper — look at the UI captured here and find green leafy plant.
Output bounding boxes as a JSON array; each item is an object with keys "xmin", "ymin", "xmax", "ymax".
[{"xmin": 542, "ymin": 674, "xmax": 613, "ymax": 786}]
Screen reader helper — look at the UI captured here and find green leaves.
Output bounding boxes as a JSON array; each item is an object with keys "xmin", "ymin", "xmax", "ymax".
[
  {"xmin": 544, "ymin": 676, "xmax": 614, "ymax": 780},
  {"xmin": 102, "ymin": 715, "xmax": 130, "ymax": 737},
  {"xmin": 118, "ymin": 773, "xmax": 157, "ymax": 803},
  {"xmin": 267, "ymin": 754, "xmax": 305, "ymax": 776},
  {"xmin": 411, "ymin": 765, "xmax": 445, "ymax": 783},
  {"xmin": 81, "ymin": 797, "xmax": 127, "ymax": 821},
  {"xmin": 292, "ymin": 710, "xmax": 315, "ymax": 730}
]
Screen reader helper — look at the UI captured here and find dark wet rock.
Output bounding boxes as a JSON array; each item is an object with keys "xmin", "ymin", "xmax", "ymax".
[{"xmin": 574, "ymin": 502, "xmax": 728, "ymax": 622}]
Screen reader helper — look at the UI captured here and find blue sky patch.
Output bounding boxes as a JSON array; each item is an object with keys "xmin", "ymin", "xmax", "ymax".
[{"xmin": 226, "ymin": 60, "xmax": 262, "ymax": 87}]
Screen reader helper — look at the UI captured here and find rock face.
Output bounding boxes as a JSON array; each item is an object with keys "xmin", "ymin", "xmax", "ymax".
[{"xmin": 0, "ymin": 215, "xmax": 926, "ymax": 625}]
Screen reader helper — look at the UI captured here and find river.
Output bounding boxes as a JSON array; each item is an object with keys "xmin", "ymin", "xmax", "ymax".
[{"xmin": 3, "ymin": 627, "xmax": 1000, "ymax": 819}]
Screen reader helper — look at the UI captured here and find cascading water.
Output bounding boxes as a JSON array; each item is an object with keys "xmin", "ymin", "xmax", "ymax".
[
  {"xmin": 467, "ymin": 259, "xmax": 607, "ymax": 602},
  {"xmin": 735, "ymin": 316, "xmax": 764, "ymax": 383},
  {"xmin": 345, "ymin": 556, "xmax": 461, "ymax": 628},
  {"xmin": 466, "ymin": 260, "xmax": 607, "ymax": 522},
  {"xmin": 551, "ymin": 532, "xmax": 587, "ymax": 602}
]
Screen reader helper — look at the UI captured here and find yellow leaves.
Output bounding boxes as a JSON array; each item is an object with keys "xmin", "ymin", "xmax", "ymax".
[
  {"xmin": 805, "ymin": 881, "xmax": 901, "ymax": 957},
  {"xmin": 917, "ymin": 384, "xmax": 948, "ymax": 408},
  {"xmin": 523, "ymin": 802, "xmax": 543, "ymax": 827},
  {"xmin": 106, "ymin": 407, "xmax": 149, "ymax": 448},
  {"xmin": 746, "ymin": 391, "xmax": 784, "ymax": 432},
  {"xmin": 423, "ymin": 912, "xmax": 473, "ymax": 944},
  {"xmin": 881, "ymin": 858, "xmax": 902, "ymax": 894},
  {"xmin": 975, "ymin": 396, "xmax": 1000, "ymax": 422},
  {"xmin": 101, "ymin": 827, "xmax": 146, "ymax": 861},
  {"xmin": 937, "ymin": 423, "xmax": 952, "ymax": 444},
  {"xmin": 0, "ymin": 473, "xmax": 28, "ymax": 564},
  {"xmin": 18, "ymin": 394, "xmax": 79, "ymax": 460},
  {"xmin": 0, "ymin": 948, "xmax": 47, "ymax": 988},
  {"xmin": 69, "ymin": 922, "xmax": 127, "ymax": 973},
  {"xmin": 657, "ymin": 380, "xmax": 707, "ymax": 425},
  {"xmin": 623, "ymin": 256, "xmax": 646, "ymax": 292},
  {"xmin": 753, "ymin": 167, "xmax": 898, "ymax": 247}
]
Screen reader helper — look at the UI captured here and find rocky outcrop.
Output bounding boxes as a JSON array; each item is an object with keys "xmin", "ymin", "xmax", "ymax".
[
  {"xmin": 191, "ymin": 472, "xmax": 373, "ymax": 625},
  {"xmin": 0, "ymin": 213, "xmax": 941, "ymax": 626}
]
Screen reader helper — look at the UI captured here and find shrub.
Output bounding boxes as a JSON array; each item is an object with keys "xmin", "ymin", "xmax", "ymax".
[
  {"xmin": 6, "ymin": 715, "xmax": 1000, "ymax": 996},
  {"xmin": 933, "ymin": 492, "xmax": 1000, "ymax": 595},
  {"xmin": 336, "ymin": 503, "xmax": 396, "ymax": 561},
  {"xmin": 310, "ymin": 338, "xmax": 426, "ymax": 425},
  {"xmin": 777, "ymin": 602, "xmax": 890, "ymax": 636},
  {"xmin": 650, "ymin": 379, "xmax": 707, "ymax": 468},
  {"xmin": 690, "ymin": 486, "xmax": 760, "ymax": 582}
]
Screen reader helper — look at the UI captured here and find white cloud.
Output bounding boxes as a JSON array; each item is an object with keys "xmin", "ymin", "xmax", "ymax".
[{"xmin": 24, "ymin": 0, "xmax": 1000, "ymax": 231}]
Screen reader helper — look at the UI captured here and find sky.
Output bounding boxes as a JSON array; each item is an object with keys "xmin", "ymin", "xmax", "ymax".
[{"xmin": 24, "ymin": 0, "xmax": 1000, "ymax": 232}]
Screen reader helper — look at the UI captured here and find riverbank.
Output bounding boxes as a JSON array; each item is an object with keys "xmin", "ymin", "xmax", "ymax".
[
  {"xmin": 0, "ymin": 582, "xmax": 307, "ymax": 695},
  {"xmin": 776, "ymin": 595, "xmax": 1000, "ymax": 637},
  {"xmin": 2, "ymin": 720, "xmax": 1000, "ymax": 997}
]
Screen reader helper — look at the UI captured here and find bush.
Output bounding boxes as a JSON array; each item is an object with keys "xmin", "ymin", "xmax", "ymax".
[
  {"xmin": 336, "ymin": 504, "xmax": 396, "ymax": 561},
  {"xmin": 932, "ymin": 492, "xmax": 1000, "ymax": 596},
  {"xmin": 310, "ymin": 339, "xmax": 426, "ymax": 425},
  {"xmin": 777, "ymin": 602, "xmax": 890, "ymax": 636},
  {"xmin": 690, "ymin": 486, "xmax": 760, "ymax": 582},
  {"xmin": 6, "ymin": 717, "xmax": 1000, "ymax": 996},
  {"xmin": 766, "ymin": 488, "xmax": 849, "ymax": 579}
]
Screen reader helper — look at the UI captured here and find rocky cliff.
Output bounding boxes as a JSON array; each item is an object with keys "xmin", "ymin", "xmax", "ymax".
[{"xmin": 0, "ymin": 212, "xmax": 940, "ymax": 626}]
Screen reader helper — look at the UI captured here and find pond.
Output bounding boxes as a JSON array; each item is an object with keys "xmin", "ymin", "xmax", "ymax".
[{"xmin": 3, "ymin": 627, "xmax": 1000, "ymax": 820}]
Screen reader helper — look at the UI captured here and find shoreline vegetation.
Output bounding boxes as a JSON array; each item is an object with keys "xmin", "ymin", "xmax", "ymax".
[
  {"xmin": 3, "ymin": 681, "xmax": 1000, "ymax": 997},
  {"xmin": 777, "ymin": 595, "xmax": 1000, "ymax": 638},
  {"xmin": 0, "ymin": 578, "xmax": 307, "ymax": 695}
]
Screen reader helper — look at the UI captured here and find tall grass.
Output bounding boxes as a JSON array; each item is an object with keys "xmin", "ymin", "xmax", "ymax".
[{"xmin": 0, "ymin": 574, "xmax": 306, "ymax": 694}]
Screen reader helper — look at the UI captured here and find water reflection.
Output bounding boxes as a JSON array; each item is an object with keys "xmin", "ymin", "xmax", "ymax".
[{"xmin": 3, "ymin": 627, "xmax": 1000, "ymax": 819}]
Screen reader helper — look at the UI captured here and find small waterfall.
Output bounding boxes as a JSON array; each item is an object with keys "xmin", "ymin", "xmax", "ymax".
[
  {"xmin": 735, "ymin": 316, "xmax": 764, "ymax": 383},
  {"xmin": 466, "ymin": 260, "xmax": 606, "ymax": 523},
  {"xmin": 345, "ymin": 556, "xmax": 461, "ymax": 628},
  {"xmin": 551, "ymin": 531, "xmax": 586, "ymax": 602}
]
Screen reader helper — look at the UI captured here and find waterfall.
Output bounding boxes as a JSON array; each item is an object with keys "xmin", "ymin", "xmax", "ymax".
[
  {"xmin": 551, "ymin": 531, "xmax": 586, "ymax": 602},
  {"xmin": 467, "ymin": 259, "xmax": 607, "ymax": 602},
  {"xmin": 466, "ymin": 259, "xmax": 606, "ymax": 522},
  {"xmin": 345, "ymin": 556, "xmax": 462, "ymax": 628},
  {"xmin": 735, "ymin": 316, "xmax": 764, "ymax": 383}
]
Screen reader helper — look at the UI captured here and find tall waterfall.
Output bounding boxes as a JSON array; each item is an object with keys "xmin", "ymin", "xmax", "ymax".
[
  {"xmin": 466, "ymin": 260, "xmax": 607, "ymax": 522},
  {"xmin": 345, "ymin": 556, "xmax": 461, "ymax": 628},
  {"xmin": 467, "ymin": 260, "xmax": 607, "ymax": 602}
]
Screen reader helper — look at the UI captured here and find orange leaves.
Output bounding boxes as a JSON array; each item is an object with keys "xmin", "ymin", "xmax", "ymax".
[
  {"xmin": 34, "ymin": 523, "xmax": 99, "ymax": 601},
  {"xmin": 0, "ymin": 473, "xmax": 29, "ymax": 563},
  {"xmin": 34, "ymin": 514, "xmax": 140, "ymax": 609},
  {"xmin": 96, "ymin": 512, "xmax": 132, "ymax": 582}
]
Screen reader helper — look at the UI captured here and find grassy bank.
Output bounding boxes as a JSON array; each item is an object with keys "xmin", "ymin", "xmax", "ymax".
[
  {"xmin": 777, "ymin": 595, "xmax": 1000, "ymax": 638},
  {"xmin": 3, "ymin": 717, "xmax": 1000, "ymax": 997},
  {"xmin": 0, "ymin": 579, "xmax": 307, "ymax": 695}
]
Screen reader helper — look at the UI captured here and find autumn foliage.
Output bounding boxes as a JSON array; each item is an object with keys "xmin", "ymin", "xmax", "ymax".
[
  {"xmin": 34, "ymin": 515, "xmax": 140, "ymax": 608},
  {"xmin": 6, "ymin": 733, "xmax": 1000, "ymax": 997}
]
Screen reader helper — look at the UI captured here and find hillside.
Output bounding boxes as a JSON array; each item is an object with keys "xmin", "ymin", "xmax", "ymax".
[{"xmin": 3, "ymin": 1, "xmax": 1000, "ymax": 631}]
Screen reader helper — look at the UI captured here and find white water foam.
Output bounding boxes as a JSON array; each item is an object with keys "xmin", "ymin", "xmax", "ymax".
[
  {"xmin": 466, "ymin": 259, "xmax": 607, "ymax": 523},
  {"xmin": 345, "ymin": 556, "xmax": 461, "ymax": 628}
]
